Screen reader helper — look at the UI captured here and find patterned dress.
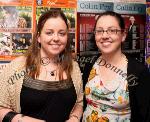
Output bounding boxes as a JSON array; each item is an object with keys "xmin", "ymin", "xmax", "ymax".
[{"xmin": 83, "ymin": 58, "xmax": 131, "ymax": 122}]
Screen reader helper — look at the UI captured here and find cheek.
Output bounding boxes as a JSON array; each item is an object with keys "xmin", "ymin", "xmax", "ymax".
[
  {"xmin": 38, "ymin": 36, "xmax": 48, "ymax": 43},
  {"xmin": 95, "ymin": 41, "xmax": 101, "ymax": 49},
  {"xmin": 61, "ymin": 37, "xmax": 68, "ymax": 44},
  {"xmin": 117, "ymin": 36, "xmax": 124, "ymax": 43},
  {"xmin": 95, "ymin": 36, "xmax": 100, "ymax": 42},
  {"xmin": 62, "ymin": 41, "xmax": 67, "ymax": 49},
  {"xmin": 110, "ymin": 35, "xmax": 122, "ymax": 43},
  {"xmin": 95, "ymin": 35, "xmax": 104, "ymax": 43},
  {"xmin": 95, "ymin": 36, "xmax": 101, "ymax": 46}
]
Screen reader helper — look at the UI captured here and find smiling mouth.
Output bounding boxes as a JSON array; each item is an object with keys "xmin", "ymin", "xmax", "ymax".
[
  {"xmin": 50, "ymin": 44, "xmax": 61, "ymax": 48},
  {"xmin": 101, "ymin": 41, "xmax": 112, "ymax": 46}
]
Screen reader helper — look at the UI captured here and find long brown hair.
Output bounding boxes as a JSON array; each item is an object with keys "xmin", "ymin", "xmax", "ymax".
[{"xmin": 25, "ymin": 9, "xmax": 73, "ymax": 80}]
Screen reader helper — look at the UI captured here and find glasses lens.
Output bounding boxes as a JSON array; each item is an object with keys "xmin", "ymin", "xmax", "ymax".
[{"xmin": 95, "ymin": 28, "xmax": 122, "ymax": 35}]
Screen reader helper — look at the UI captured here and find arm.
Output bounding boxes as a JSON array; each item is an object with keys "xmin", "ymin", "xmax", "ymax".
[
  {"xmin": 66, "ymin": 61, "xmax": 83, "ymax": 122},
  {"xmin": 0, "ymin": 56, "xmax": 45, "ymax": 122},
  {"xmin": 66, "ymin": 104, "xmax": 83, "ymax": 122},
  {"xmin": 138, "ymin": 67, "xmax": 150, "ymax": 122},
  {"xmin": 0, "ymin": 108, "xmax": 45, "ymax": 122},
  {"xmin": 129, "ymin": 63, "xmax": 150, "ymax": 122},
  {"xmin": 68, "ymin": 81, "xmax": 83, "ymax": 122}
]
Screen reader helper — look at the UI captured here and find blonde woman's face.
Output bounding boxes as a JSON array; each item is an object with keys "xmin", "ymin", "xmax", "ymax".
[{"xmin": 38, "ymin": 17, "xmax": 68, "ymax": 57}]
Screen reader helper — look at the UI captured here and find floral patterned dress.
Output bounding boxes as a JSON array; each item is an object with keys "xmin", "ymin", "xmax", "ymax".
[{"xmin": 83, "ymin": 58, "xmax": 131, "ymax": 122}]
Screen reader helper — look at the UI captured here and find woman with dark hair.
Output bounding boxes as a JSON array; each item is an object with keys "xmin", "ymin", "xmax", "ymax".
[
  {"xmin": 82, "ymin": 11, "xmax": 150, "ymax": 122},
  {"xmin": 0, "ymin": 9, "xmax": 83, "ymax": 122}
]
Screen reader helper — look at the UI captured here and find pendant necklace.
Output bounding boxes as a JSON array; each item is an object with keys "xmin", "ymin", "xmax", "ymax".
[
  {"xmin": 44, "ymin": 65, "xmax": 58, "ymax": 79},
  {"xmin": 46, "ymin": 68, "xmax": 57, "ymax": 77},
  {"xmin": 49, "ymin": 69, "xmax": 56, "ymax": 76}
]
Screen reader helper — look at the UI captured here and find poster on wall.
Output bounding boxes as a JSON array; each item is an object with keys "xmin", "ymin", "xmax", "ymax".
[
  {"xmin": 0, "ymin": 6, "xmax": 32, "ymax": 30},
  {"xmin": 83, "ymin": 0, "xmax": 146, "ymax": 3},
  {"xmin": 77, "ymin": 0, "xmax": 146, "ymax": 71},
  {"xmin": 116, "ymin": 0, "xmax": 146, "ymax": 3},
  {"xmin": 36, "ymin": 0, "xmax": 76, "ymax": 8},
  {"xmin": 11, "ymin": 33, "xmax": 32, "ymax": 55},
  {"xmin": 0, "ymin": 0, "xmax": 33, "ymax": 5},
  {"xmin": 0, "ymin": 0, "xmax": 77, "ymax": 63},
  {"xmin": 0, "ymin": 0, "xmax": 22, "ymax": 5},
  {"xmin": 0, "ymin": 1, "xmax": 33, "ymax": 61},
  {"xmin": 77, "ymin": 1, "xmax": 114, "ymax": 71},
  {"xmin": 114, "ymin": 3, "xmax": 146, "ymax": 63},
  {"xmin": 146, "ymin": 2, "xmax": 150, "ymax": 70}
]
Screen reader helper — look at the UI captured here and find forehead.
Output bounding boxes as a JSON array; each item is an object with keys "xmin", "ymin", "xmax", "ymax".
[
  {"xmin": 43, "ymin": 17, "xmax": 67, "ymax": 29},
  {"xmin": 96, "ymin": 15, "xmax": 120, "ymax": 28}
]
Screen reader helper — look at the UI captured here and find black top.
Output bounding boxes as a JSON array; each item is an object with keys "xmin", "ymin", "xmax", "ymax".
[
  {"xmin": 20, "ymin": 75, "xmax": 77, "ymax": 122},
  {"xmin": 82, "ymin": 54, "xmax": 150, "ymax": 122}
]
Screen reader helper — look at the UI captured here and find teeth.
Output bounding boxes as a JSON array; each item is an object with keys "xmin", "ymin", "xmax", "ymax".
[
  {"xmin": 102, "ymin": 42, "xmax": 111, "ymax": 46},
  {"xmin": 51, "ymin": 44, "xmax": 60, "ymax": 48}
]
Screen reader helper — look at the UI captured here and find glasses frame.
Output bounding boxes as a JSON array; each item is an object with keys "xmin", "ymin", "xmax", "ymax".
[{"xmin": 94, "ymin": 28, "xmax": 124, "ymax": 35}]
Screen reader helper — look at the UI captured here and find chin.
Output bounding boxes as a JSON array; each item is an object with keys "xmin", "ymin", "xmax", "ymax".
[
  {"xmin": 101, "ymin": 50, "xmax": 114, "ymax": 55},
  {"xmin": 101, "ymin": 48, "xmax": 111, "ymax": 53},
  {"xmin": 50, "ymin": 52, "xmax": 61, "ymax": 56}
]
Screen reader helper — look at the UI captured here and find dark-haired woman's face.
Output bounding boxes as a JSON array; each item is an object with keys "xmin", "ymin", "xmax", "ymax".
[
  {"xmin": 38, "ymin": 17, "xmax": 68, "ymax": 58},
  {"xmin": 95, "ymin": 15, "xmax": 126, "ymax": 55}
]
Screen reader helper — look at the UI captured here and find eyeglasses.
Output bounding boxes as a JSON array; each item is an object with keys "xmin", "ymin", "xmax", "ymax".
[{"xmin": 94, "ymin": 28, "xmax": 123, "ymax": 35}]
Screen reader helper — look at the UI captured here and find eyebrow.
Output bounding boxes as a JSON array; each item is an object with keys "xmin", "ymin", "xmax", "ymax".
[
  {"xmin": 96, "ymin": 26, "xmax": 120, "ymax": 29},
  {"xmin": 45, "ymin": 29, "xmax": 67, "ymax": 31}
]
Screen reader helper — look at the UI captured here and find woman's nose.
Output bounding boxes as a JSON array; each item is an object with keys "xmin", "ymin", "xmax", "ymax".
[
  {"xmin": 52, "ymin": 33, "xmax": 59, "ymax": 41},
  {"xmin": 101, "ymin": 31, "xmax": 110, "ymax": 39}
]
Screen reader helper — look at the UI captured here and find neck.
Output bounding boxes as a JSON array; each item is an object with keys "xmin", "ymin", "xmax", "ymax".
[
  {"xmin": 101, "ymin": 51, "xmax": 123, "ymax": 65},
  {"xmin": 40, "ymin": 49, "xmax": 58, "ymax": 62}
]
